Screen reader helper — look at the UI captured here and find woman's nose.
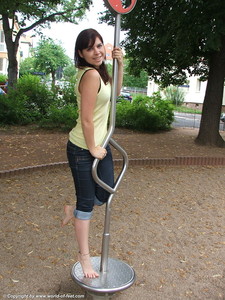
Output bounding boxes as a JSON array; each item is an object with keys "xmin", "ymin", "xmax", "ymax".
[{"xmin": 94, "ymin": 47, "xmax": 100, "ymax": 54}]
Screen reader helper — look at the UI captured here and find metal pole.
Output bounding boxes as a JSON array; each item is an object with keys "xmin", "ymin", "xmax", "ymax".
[
  {"xmin": 101, "ymin": 13, "xmax": 121, "ymax": 149},
  {"xmin": 99, "ymin": 13, "xmax": 121, "ymax": 274},
  {"xmin": 91, "ymin": 0, "xmax": 137, "ymax": 277}
]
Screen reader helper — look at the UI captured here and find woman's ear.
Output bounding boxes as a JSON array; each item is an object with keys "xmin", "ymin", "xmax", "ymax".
[{"xmin": 78, "ymin": 50, "xmax": 83, "ymax": 58}]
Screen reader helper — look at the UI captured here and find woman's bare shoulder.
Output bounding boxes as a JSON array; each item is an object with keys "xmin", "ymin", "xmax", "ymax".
[{"xmin": 82, "ymin": 68, "xmax": 100, "ymax": 80}]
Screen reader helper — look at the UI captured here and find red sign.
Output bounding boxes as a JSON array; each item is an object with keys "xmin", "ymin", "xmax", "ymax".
[{"xmin": 104, "ymin": 0, "xmax": 137, "ymax": 14}]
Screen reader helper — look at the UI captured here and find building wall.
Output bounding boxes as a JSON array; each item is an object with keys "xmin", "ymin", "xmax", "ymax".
[
  {"xmin": 147, "ymin": 80, "xmax": 159, "ymax": 96},
  {"xmin": 105, "ymin": 43, "xmax": 113, "ymax": 61},
  {"xmin": 147, "ymin": 76, "xmax": 225, "ymax": 109},
  {"xmin": 0, "ymin": 20, "xmax": 33, "ymax": 76},
  {"xmin": 0, "ymin": 22, "xmax": 8, "ymax": 75},
  {"xmin": 184, "ymin": 76, "xmax": 207, "ymax": 104}
]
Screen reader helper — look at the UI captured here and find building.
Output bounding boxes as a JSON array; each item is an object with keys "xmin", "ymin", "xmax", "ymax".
[
  {"xmin": 0, "ymin": 19, "xmax": 33, "ymax": 76},
  {"xmin": 19, "ymin": 33, "xmax": 33, "ymax": 61},
  {"xmin": 104, "ymin": 43, "xmax": 113, "ymax": 62},
  {"xmin": 0, "ymin": 22, "xmax": 8, "ymax": 75},
  {"xmin": 147, "ymin": 76, "xmax": 225, "ymax": 110}
]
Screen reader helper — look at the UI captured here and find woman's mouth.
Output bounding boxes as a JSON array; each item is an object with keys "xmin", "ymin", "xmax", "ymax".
[{"xmin": 94, "ymin": 56, "xmax": 103, "ymax": 62}]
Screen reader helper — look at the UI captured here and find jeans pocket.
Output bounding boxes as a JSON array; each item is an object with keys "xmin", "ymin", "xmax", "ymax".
[{"xmin": 67, "ymin": 140, "xmax": 93, "ymax": 169}]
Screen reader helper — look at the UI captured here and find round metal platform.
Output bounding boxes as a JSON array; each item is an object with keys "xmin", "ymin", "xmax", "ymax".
[{"xmin": 71, "ymin": 257, "xmax": 135, "ymax": 294}]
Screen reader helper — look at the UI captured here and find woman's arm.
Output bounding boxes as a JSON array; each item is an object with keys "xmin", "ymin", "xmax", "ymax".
[
  {"xmin": 79, "ymin": 69, "xmax": 107, "ymax": 159},
  {"xmin": 112, "ymin": 47, "xmax": 124, "ymax": 96}
]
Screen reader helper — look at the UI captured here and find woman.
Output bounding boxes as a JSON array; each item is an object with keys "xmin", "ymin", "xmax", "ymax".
[{"xmin": 62, "ymin": 29, "xmax": 123, "ymax": 278}]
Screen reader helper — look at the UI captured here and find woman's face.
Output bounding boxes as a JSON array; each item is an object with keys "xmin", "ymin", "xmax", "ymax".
[{"xmin": 78, "ymin": 37, "xmax": 105, "ymax": 68}]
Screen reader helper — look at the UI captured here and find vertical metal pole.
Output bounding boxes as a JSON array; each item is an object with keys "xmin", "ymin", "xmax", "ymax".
[
  {"xmin": 99, "ymin": 13, "xmax": 121, "ymax": 273},
  {"xmin": 110, "ymin": 13, "xmax": 121, "ymax": 127},
  {"xmin": 101, "ymin": 13, "xmax": 121, "ymax": 148}
]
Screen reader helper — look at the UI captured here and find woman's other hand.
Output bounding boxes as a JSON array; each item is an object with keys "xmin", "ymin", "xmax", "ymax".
[
  {"xmin": 112, "ymin": 47, "xmax": 124, "ymax": 95},
  {"xmin": 90, "ymin": 145, "xmax": 107, "ymax": 160},
  {"xmin": 112, "ymin": 47, "xmax": 123, "ymax": 66}
]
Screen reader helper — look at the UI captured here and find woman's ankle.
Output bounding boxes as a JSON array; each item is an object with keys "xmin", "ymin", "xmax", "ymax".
[{"xmin": 77, "ymin": 252, "xmax": 99, "ymax": 278}]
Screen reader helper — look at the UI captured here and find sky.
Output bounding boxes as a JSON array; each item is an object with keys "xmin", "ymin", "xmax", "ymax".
[{"xmin": 39, "ymin": 0, "xmax": 125, "ymax": 59}]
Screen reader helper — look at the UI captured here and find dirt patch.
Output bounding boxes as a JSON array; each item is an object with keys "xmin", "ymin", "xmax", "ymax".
[
  {"xmin": 1, "ymin": 166, "xmax": 225, "ymax": 299},
  {"xmin": 0, "ymin": 126, "xmax": 225, "ymax": 171}
]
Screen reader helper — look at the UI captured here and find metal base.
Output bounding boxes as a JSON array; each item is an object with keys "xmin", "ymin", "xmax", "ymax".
[{"xmin": 71, "ymin": 257, "xmax": 135, "ymax": 295}]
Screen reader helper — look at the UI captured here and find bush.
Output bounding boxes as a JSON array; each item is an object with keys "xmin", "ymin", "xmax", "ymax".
[
  {"xmin": 60, "ymin": 77, "xmax": 77, "ymax": 105},
  {"xmin": 39, "ymin": 103, "xmax": 78, "ymax": 131},
  {"xmin": 116, "ymin": 93, "xmax": 174, "ymax": 132},
  {"xmin": 0, "ymin": 75, "xmax": 79, "ymax": 128},
  {"xmin": 8, "ymin": 74, "xmax": 55, "ymax": 116},
  {"xmin": 0, "ymin": 94, "xmax": 39, "ymax": 125},
  {"xmin": 163, "ymin": 86, "xmax": 184, "ymax": 106},
  {"xmin": 0, "ymin": 74, "xmax": 7, "ymax": 83}
]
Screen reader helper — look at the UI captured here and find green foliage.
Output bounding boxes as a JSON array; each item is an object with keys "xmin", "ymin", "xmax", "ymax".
[
  {"xmin": 0, "ymin": 94, "xmax": 39, "ymax": 125},
  {"xmin": 101, "ymin": 0, "xmax": 225, "ymax": 86},
  {"xmin": 0, "ymin": 74, "xmax": 56, "ymax": 125},
  {"xmin": 60, "ymin": 78, "xmax": 77, "ymax": 105},
  {"xmin": 38, "ymin": 80, "xmax": 78, "ymax": 130},
  {"xmin": 107, "ymin": 59, "xmax": 148, "ymax": 89},
  {"xmin": 34, "ymin": 38, "xmax": 70, "ymax": 84},
  {"xmin": 39, "ymin": 103, "xmax": 78, "ymax": 131},
  {"xmin": 1, "ymin": 0, "xmax": 92, "ymax": 27},
  {"xmin": 8, "ymin": 74, "xmax": 54, "ymax": 116},
  {"xmin": 0, "ymin": 74, "xmax": 7, "ymax": 83},
  {"xmin": 19, "ymin": 57, "xmax": 36, "ymax": 77},
  {"xmin": 123, "ymin": 59, "xmax": 148, "ymax": 89},
  {"xmin": 116, "ymin": 93, "xmax": 174, "ymax": 132},
  {"xmin": 1, "ymin": 0, "xmax": 91, "ymax": 88},
  {"xmin": 0, "ymin": 74, "xmax": 78, "ymax": 129},
  {"xmin": 163, "ymin": 86, "xmax": 184, "ymax": 106},
  {"xmin": 63, "ymin": 61, "xmax": 77, "ymax": 80},
  {"xmin": 173, "ymin": 105, "xmax": 202, "ymax": 114}
]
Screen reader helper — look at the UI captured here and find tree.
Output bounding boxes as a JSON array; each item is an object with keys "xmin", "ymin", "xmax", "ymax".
[
  {"xmin": 34, "ymin": 38, "xmax": 69, "ymax": 86},
  {"xmin": 19, "ymin": 57, "xmax": 36, "ymax": 76},
  {"xmin": 101, "ymin": 0, "xmax": 225, "ymax": 147},
  {"xmin": 0, "ymin": 0, "xmax": 91, "ymax": 88},
  {"xmin": 123, "ymin": 64, "xmax": 148, "ymax": 89},
  {"xmin": 63, "ymin": 59, "xmax": 77, "ymax": 80},
  {"xmin": 106, "ymin": 59, "xmax": 148, "ymax": 89}
]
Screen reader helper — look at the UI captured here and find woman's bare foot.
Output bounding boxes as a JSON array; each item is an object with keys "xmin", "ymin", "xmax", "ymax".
[
  {"xmin": 78, "ymin": 252, "xmax": 99, "ymax": 278},
  {"xmin": 61, "ymin": 205, "xmax": 75, "ymax": 227}
]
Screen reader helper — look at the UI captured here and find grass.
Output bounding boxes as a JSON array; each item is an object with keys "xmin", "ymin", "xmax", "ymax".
[{"xmin": 173, "ymin": 105, "xmax": 202, "ymax": 114}]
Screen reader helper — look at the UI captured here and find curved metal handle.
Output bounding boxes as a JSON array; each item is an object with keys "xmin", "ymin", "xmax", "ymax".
[{"xmin": 92, "ymin": 137, "xmax": 128, "ymax": 194}]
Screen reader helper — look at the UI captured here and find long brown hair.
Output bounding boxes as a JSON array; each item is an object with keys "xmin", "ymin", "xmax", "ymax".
[{"xmin": 74, "ymin": 28, "xmax": 111, "ymax": 85}]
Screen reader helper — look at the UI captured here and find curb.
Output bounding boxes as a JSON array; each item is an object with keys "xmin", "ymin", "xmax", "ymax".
[{"xmin": 0, "ymin": 156, "xmax": 225, "ymax": 178}]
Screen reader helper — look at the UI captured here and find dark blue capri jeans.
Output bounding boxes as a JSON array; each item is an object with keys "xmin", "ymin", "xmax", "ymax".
[{"xmin": 67, "ymin": 140, "xmax": 114, "ymax": 220}]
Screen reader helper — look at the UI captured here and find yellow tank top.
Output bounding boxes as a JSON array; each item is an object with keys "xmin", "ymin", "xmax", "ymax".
[{"xmin": 69, "ymin": 67, "xmax": 111, "ymax": 149}]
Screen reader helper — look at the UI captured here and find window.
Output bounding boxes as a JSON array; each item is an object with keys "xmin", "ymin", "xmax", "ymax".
[
  {"xmin": 0, "ymin": 30, "xmax": 6, "ymax": 52},
  {"xmin": 0, "ymin": 30, "xmax": 4, "ymax": 43},
  {"xmin": 196, "ymin": 79, "xmax": 201, "ymax": 92},
  {"xmin": 0, "ymin": 58, "xmax": 3, "ymax": 71}
]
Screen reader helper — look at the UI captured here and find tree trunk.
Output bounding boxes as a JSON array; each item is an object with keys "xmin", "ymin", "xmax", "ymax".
[
  {"xmin": 2, "ymin": 14, "xmax": 20, "ymax": 89},
  {"xmin": 52, "ymin": 71, "xmax": 56, "ymax": 87},
  {"xmin": 7, "ymin": 49, "xmax": 18, "ymax": 88},
  {"xmin": 196, "ymin": 36, "xmax": 225, "ymax": 147}
]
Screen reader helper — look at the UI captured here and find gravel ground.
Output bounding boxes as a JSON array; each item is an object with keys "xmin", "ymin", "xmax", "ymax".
[{"xmin": 1, "ymin": 165, "xmax": 225, "ymax": 300}]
